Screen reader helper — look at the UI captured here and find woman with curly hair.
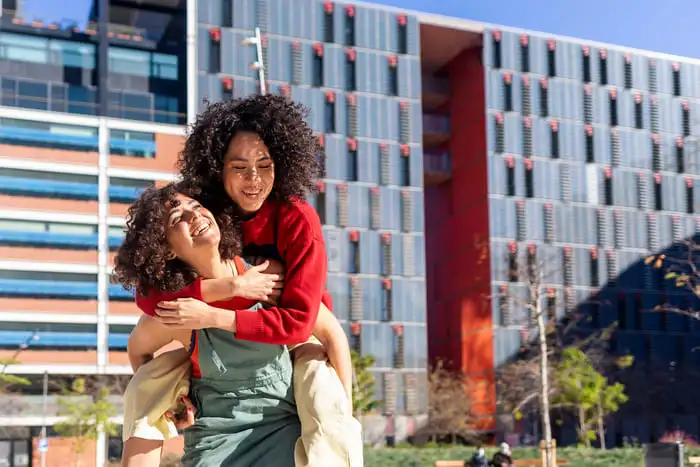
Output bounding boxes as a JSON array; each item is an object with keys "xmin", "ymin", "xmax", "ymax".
[
  {"xmin": 115, "ymin": 184, "xmax": 359, "ymax": 467},
  {"xmin": 135, "ymin": 95, "xmax": 333, "ymax": 351}
]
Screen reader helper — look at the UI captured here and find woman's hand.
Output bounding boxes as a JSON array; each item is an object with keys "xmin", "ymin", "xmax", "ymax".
[
  {"xmin": 233, "ymin": 260, "xmax": 284, "ymax": 302},
  {"xmin": 154, "ymin": 298, "xmax": 220, "ymax": 329}
]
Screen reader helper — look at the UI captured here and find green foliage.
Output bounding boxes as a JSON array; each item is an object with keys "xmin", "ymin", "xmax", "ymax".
[
  {"xmin": 0, "ymin": 359, "xmax": 30, "ymax": 391},
  {"xmin": 351, "ymin": 350, "xmax": 379, "ymax": 414},
  {"xmin": 553, "ymin": 348, "xmax": 628, "ymax": 447},
  {"xmin": 54, "ymin": 378, "xmax": 119, "ymax": 460}
]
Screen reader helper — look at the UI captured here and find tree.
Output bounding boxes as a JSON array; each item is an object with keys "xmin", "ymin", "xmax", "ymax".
[
  {"xmin": 54, "ymin": 378, "xmax": 119, "ymax": 467},
  {"xmin": 351, "ymin": 350, "xmax": 378, "ymax": 416},
  {"xmin": 0, "ymin": 359, "xmax": 30, "ymax": 393},
  {"xmin": 552, "ymin": 348, "xmax": 628, "ymax": 448},
  {"xmin": 426, "ymin": 360, "xmax": 476, "ymax": 443},
  {"xmin": 494, "ymin": 244, "xmax": 619, "ymax": 463}
]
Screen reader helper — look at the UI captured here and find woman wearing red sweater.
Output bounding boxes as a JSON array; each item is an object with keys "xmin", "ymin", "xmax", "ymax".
[{"xmin": 136, "ymin": 95, "xmax": 333, "ymax": 348}]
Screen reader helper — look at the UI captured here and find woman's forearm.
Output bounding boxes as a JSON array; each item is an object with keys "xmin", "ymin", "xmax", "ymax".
[{"xmin": 313, "ymin": 305, "xmax": 353, "ymax": 401}]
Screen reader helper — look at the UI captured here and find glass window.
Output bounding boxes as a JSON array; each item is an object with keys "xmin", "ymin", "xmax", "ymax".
[
  {"xmin": 347, "ymin": 149, "xmax": 358, "ymax": 181},
  {"xmin": 0, "ymin": 167, "xmax": 96, "ymax": 184},
  {"xmin": 344, "ymin": 13, "xmax": 355, "ymax": 46},
  {"xmin": 324, "ymin": 12, "xmax": 334, "ymax": 43},
  {"xmin": 210, "ymin": 40, "xmax": 221, "ymax": 74},
  {"xmin": 109, "ymin": 226, "xmax": 125, "ymax": 237},
  {"xmin": 388, "ymin": 64, "xmax": 398, "ymax": 96},
  {"xmin": 398, "ymin": 22, "xmax": 408, "ymax": 55},
  {"xmin": 50, "ymin": 40, "xmax": 95, "ymax": 69},
  {"xmin": 221, "ymin": 0, "xmax": 233, "ymax": 28},
  {"xmin": 48, "ymin": 223, "xmax": 94, "ymax": 235},
  {"xmin": 325, "ymin": 101, "xmax": 335, "ymax": 133},
  {"xmin": 0, "ymin": 33, "xmax": 48, "ymax": 64},
  {"xmin": 312, "ymin": 55, "xmax": 323, "ymax": 87},
  {"xmin": 155, "ymin": 95, "xmax": 181, "ymax": 124},
  {"xmin": 348, "ymin": 241, "xmax": 359, "ymax": 273},
  {"xmin": 18, "ymin": 80, "xmax": 48, "ymax": 110},
  {"xmin": 0, "ymin": 219, "xmax": 46, "ymax": 232},
  {"xmin": 108, "ymin": 47, "xmax": 150, "ymax": 77},
  {"xmin": 400, "ymin": 155, "xmax": 410, "ymax": 186},
  {"xmin": 152, "ymin": 53, "xmax": 178, "ymax": 80},
  {"xmin": 345, "ymin": 59, "xmax": 356, "ymax": 91}
]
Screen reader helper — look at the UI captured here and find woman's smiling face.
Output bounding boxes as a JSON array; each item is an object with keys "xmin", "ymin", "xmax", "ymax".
[
  {"xmin": 165, "ymin": 193, "xmax": 221, "ymax": 263},
  {"xmin": 222, "ymin": 131, "xmax": 275, "ymax": 215}
]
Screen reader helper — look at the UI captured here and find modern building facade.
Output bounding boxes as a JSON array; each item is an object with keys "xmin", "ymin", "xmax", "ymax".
[
  {"xmin": 1, "ymin": 0, "xmax": 700, "ymax": 464},
  {"xmin": 0, "ymin": 0, "xmax": 430, "ymax": 464},
  {"xmin": 421, "ymin": 19, "xmax": 700, "ymax": 442}
]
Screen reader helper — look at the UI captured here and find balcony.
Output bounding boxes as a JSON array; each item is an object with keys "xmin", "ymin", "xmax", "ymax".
[
  {"xmin": 424, "ymin": 151, "xmax": 452, "ymax": 186},
  {"xmin": 423, "ymin": 113, "xmax": 451, "ymax": 148},
  {"xmin": 422, "ymin": 74, "xmax": 449, "ymax": 111}
]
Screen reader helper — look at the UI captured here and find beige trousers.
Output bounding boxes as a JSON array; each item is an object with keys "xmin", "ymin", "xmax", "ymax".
[{"xmin": 122, "ymin": 339, "xmax": 364, "ymax": 467}]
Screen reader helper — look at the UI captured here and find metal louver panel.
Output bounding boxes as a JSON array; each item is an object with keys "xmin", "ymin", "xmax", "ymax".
[
  {"xmin": 596, "ymin": 209, "xmax": 607, "ymax": 247},
  {"xmin": 638, "ymin": 174, "xmax": 648, "ymax": 210},
  {"xmin": 399, "ymin": 102, "xmax": 410, "ymax": 144},
  {"xmin": 647, "ymin": 214, "xmax": 658, "ymax": 250},
  {"xmin": 350, "ymin": 277, "xmax": 363, "ymax": 321},
  {"xmin": 563, "ymin": 247, "xmax": 573, "ymax": 286},
  {"xmin": 370, "ymin": 187, "xmax": 381, "ymax": 229},
  {"xmin": 379, "ymin": 144, "xmax": 391, "ymax": 185},
  {"xmin": 403, "ymin": 235, "xmax": 415, "ymax": 276},
  {"xmin": 624, "ymin": 55, "xmax": 633, "ymax": 89},
  {"xmin": 560, "ymin": 164, "xmax": 571, "ymax": 202},
  {"xmin": 401, "ymin": 190, "xmax": 412, "ymax": 233},
  {"xmin": 260, "ymin": 36, "xmax": 269, "ymax": 86},
  {"xmin": 404, "ymin": 373, "xmax": 418, "ymax": 415},
  {"xmin": 651, "ymin": 134, "xmax": 661, "ymax": 172},
  {"xmin": 583, "ymin": 86, "xmax": 593, "ymax": 124},
  {"xmin": 544, "ymin": 203, "xmax": 554, "ymax": 244},
  {"xmin": 650, "ymin": 97, "xmax": 659, "ymax": 133},
  {"xmin": 291, "ymin": 42, "xmax": 303, "ymax": 84},
  {"xmin": 337, "ymin": 184, "xmax": 349, "ymax": 227},
  {"xmin": 347, "ymin": 94, "xmax": 358, "ymax": 137},
  {"xmin": 393, "ymin": 325, "xmax": 405, "ymax": 368},
  {"xmin": 495, "ymin": 113, "xmax": 504, "ymax": 153},
  {"xmin": 611, "ymin": 129, "xmax": 621, "ymax": 167},
  {"xmin": 516, "ymin": 200, "xmax": 526, "ymax": 241},
  {"xmin": 383, "ymin": 372, "xmax": 397, "ymax": 414},
  {"xmin": 256, "ymin": 0, "xmax": 268, "ymax": 31},
  {"xmin": 521, "ymin": 76, "xmax": 531, "ymax": 115},
  {"xmin": 382, "ymin": 233, "xmax": 392, "ymax": 276},
  {"xmin": 564, "ymin": 287, "xmax": 575, "ymax": 315},
  {"xmin": 606, "ymin": 250, "xmax": 618, "ymax": 282},
  {"xmin": 499, "ymin": 285, "xmax": 511, "ymax": 325},
  {"xmin": 522, "ymin": 117, "xmax": 532, "ymax": 156},
  {"xmin": 613, "ymin": 211, "xmax": 624, "ymax": 248},
  {"xmin": 648, "ymin": 59, "xmax": 657, "ymax": 93},
  {"xmin": 672, "ymin": 215, "xmax": 682, "ymax": 241}
]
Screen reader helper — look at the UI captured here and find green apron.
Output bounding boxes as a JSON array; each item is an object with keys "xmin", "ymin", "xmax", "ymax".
[{"xmin": 181, "ymin": 326, "xmax": 300, "ymax": 466}]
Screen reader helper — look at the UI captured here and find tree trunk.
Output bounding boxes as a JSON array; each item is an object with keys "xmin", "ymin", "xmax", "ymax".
[
  {"xmin": 578, "ymin": 405, "xmax": 588, "ymax": 447},
  {"xmin": 536, "ymin": 297, "xmax": 553, "ymax": 467},
  {"xmin": 597, "ymin": 398, "xmax": 606, "ymax": 450}
]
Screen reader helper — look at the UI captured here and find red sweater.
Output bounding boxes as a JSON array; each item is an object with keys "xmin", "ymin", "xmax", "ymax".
[{"xmin": 135, "ymin": 199, "xmax": 331, "ymax": 345}]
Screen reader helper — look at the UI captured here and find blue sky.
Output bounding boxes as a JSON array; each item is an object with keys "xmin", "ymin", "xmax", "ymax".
[
  {"xmin": 374, "ymin": 0, "xmax": 700, "ymax": 59},
  {"xmin": 17, "ymin": 0, "xmax": 700, "ymax": 59}
]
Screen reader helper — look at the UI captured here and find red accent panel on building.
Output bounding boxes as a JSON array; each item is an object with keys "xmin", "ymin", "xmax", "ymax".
[{"xmin": 424, "ymin": 47, "xmax": 494, "ymax": 429}]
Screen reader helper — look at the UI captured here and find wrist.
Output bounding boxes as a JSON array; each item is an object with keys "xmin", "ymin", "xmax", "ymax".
[
  {"xmin": 212, "ymin": 307, "xmax": 237, "ymax": 332},
  {"xmin": 228, "ymin": 276, "xmax": 241, "ymax": 298}
]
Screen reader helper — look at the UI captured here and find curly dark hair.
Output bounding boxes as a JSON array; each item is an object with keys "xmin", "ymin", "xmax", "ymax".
[
  {"xmin": 179, "ymin": 94, "xmax": 322, "ymax": 218},
  {"xmin": 113, "ymin": 181, "xmax": 242, "ymax": 296}
]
